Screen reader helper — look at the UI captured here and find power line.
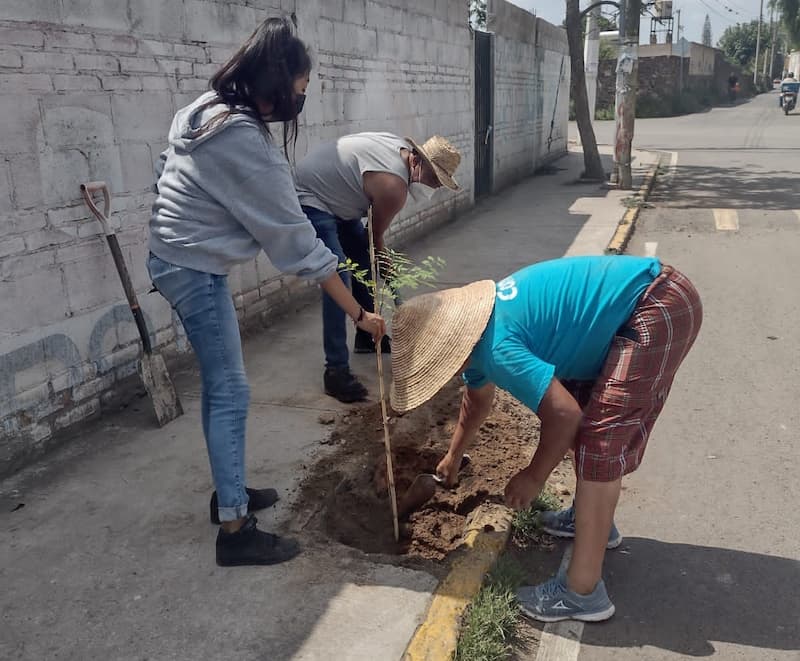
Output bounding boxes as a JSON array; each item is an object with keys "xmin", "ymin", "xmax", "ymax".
[
  {"xmin": 709, "ymin": 0, "xmax": 743, "ymax": 16},
  {"xmin": 698, "ymin": 0, "xmax": 735, "ymax": 21}
]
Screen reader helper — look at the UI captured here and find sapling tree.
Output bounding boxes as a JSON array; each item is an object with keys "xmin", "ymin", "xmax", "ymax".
[{"xmin": 339, "ymin": 220, "xmax": 446, "ymax": 541}]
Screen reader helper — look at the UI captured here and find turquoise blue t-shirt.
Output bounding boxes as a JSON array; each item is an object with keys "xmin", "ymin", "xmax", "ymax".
[{"xmin": 463, "ymin": 256, "xmax": 661, "ymax": 412}]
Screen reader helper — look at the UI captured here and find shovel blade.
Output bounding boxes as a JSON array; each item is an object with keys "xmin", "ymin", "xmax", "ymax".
[
  {"xmin": 398, "ymin": 474, "xmax": 438, "ymax": 519},
  {"xmin": 139, "ymin": 353, "xmax": 183, "ymax": 426}
]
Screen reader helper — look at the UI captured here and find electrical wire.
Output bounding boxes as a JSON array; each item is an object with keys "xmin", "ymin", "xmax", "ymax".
[{"xmin": 699, "ymin": 0, "xmax": 736, "ymax": 21}]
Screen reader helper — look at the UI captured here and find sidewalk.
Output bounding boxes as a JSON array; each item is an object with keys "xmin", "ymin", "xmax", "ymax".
[{"xmin": 0, "ymin": 147, "xmax": 659, "ymax": 661}]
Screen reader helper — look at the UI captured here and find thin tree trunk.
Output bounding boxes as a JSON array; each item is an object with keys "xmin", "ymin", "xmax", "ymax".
[{"xmin": 566, "ymin": 0, "xmax": 605, "ymax": 180}]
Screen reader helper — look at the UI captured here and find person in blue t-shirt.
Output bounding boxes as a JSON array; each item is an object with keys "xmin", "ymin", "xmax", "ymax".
[{"xmin": 390, "ymin": 255, "xmax": 702, "ymax": 622}]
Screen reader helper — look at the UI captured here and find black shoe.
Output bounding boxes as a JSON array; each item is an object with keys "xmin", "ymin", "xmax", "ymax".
[
  {"xmin": 324, "ymin": 367, "xmax": 368, "ymax": 403},
  {"xmin": 209, "ymin": 487, "xmax": 279, "ymax": 525},
  {"xmin": 354, "ymin": 330, "xmax": 392, "ymax": 354},
  {"xmin": 216, "ymin": 514, "xmax": 300, "ymax": 566}
]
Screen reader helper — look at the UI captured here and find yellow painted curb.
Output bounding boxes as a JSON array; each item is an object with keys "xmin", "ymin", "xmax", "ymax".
[
  {"xmin": 402, "ymin": 504, "xmax": 513, "ymax": 661},
  {"xmin": 606, "ymin": 153, "xmax": 663, "ymax": 255}
]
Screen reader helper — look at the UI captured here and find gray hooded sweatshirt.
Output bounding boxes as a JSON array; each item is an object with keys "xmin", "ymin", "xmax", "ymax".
[{"xmin": 149, "ymin": 92, "xmax": 337, "ymax": 281}]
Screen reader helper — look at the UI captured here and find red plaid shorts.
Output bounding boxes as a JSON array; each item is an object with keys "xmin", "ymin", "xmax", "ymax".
[{"xmin": 563, "ymin": 265, "xmax": 703, "ymax": 482}]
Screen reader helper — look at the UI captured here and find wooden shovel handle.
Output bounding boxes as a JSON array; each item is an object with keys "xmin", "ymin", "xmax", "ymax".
[{"xmin": 80, "ymin": 181, "xmax": 111, "ymax": 234}]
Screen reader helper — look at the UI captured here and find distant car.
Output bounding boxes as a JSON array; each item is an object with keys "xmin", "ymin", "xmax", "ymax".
[{"xmin": 774, "ymin": 78, "xmax": 783, "ymax": 85}]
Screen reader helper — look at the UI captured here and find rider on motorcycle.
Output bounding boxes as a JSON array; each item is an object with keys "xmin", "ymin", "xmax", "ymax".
[{"xmin": 780, "ymin": 72, "xmax": 798, "ymax": 107}]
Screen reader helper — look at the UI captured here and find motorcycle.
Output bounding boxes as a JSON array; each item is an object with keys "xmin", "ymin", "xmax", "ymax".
[{"xmin": 781, "ymin": 82, "xmax": 799, "ymax": 115}]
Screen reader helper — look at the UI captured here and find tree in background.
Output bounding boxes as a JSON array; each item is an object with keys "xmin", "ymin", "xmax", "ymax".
[
  {"xmin": 470, "ymin": 0, "xmax": 487, "ymax": 30},
  {"xmin": 719, "ymin": 20, "xmax": 773, "ymax": 69},
  {"xmin": 565, "ymin": 0, "xmax": 604, "ymax": 181},
  {"xmin": 567, "ymin": 11, "xmax": 619, "ymax": 60},
  {"xmin": 773, "ymin": 0, "xmax": 800, "ymax": 47},
  {"xmin": 703, "ymin": 14, "xmax": 713, "ymax": 47}
]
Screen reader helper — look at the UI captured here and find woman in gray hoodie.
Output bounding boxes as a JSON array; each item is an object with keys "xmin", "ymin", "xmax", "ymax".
[{"xmin": 148, "ymin": 18, "xmax": 385, "ymax": 567}]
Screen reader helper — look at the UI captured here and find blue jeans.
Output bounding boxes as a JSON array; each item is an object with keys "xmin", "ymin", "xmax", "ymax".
[
  {"xmin": 302, "ymin": 206, "xmax": 373, "ymax": 368},
  {"xmin": 147, "ymin": 253, "xmax": 249, "ymax": 522}
]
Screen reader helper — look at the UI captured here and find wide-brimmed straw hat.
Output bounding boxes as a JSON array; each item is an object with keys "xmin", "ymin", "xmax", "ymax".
[
  {"xmin": 390, "ymin": 280, "xmax": 496, "ymax": 413},
  {"xmin": 405, "ymin": 135, "xmax": 462, "ymax": 191}
]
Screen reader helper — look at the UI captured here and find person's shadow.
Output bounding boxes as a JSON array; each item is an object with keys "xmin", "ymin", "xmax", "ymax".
[{"xmin": 577, "ymin": 537, "xmax": 800, "ymax": 656}]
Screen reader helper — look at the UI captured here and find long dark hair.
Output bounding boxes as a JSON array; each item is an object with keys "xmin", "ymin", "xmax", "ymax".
[{"xmin": 203, "ymin": 17, "xmax": 311, "ymax": 155}]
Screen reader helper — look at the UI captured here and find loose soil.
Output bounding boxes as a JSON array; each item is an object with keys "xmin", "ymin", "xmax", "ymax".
[{"xmin": 294, "ymin": 380, "xmax": 575, "ymax": 563}]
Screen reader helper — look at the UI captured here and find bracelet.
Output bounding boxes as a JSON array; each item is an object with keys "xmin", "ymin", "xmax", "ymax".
[{"xmin": 353, "ymin": 307, "xmax": 365, "ymax": 325}]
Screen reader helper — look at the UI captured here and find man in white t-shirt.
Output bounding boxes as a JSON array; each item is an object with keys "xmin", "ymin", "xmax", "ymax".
[{"xmin": 294, "ymin": 133, "xmax": 461, "ymax": 403}]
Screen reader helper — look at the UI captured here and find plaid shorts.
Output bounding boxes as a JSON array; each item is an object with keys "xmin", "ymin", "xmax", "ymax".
[{"xmin": 563, "ymin": 265, "xmax": 703, "ymax": 482}]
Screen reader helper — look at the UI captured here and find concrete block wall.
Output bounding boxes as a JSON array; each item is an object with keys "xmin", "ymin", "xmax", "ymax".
[
  {"xmin": 297, "ymin": 0, "xmax": 475, "ymax": 245},
  {"xmin": 0, "ymin": 0, "xmax": 475, "ymax": 474},
  {"xmin": 531, "ymin": 18, "xmax": 570, "ymax": 170},
  {"xmin": 0, "ymin": 1, "xmax": 568, "ymax": 475},
  {"xmin": 487, "ymin": 1, "xmax": 569, "ymax": 190}
]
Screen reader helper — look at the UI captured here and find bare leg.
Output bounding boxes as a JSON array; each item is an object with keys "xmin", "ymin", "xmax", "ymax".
[
  {"xmin": 221, "ymin": 517, "xmax": 246, "ymax": 533},
  {"xmin": 567, "ymin": 477, "xmax": 622, "ymax": 595}
]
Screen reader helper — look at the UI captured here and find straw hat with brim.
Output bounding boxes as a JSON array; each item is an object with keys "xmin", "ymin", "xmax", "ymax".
[
  {"xmin": 406, "ymin": 135, "xmax": 462, "ymax": 191},
  {"xmin": 390, "ymin": 280, "xmax": 496, "ymax": 413}
]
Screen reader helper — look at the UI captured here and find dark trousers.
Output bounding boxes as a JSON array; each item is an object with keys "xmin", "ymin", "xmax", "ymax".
[{"xmin": 302, "ymin": 206, "xmax": 373, "ymax": 368}]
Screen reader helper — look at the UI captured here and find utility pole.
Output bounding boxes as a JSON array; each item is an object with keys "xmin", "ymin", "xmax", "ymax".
[
  {"xmin": 612, "ymin": 0, "xmax": 641, "ymax": 189},
  {"xmin": 677, "ymin": 9, "xmax": 683, "ymax": 95},
  {"xmin": 768, "ymin": 9, "xmax": 779, "ymax": 80},
  {"xmin": 764, "ymin": 6, "xmax": 774, "ymax": 77},
  {"xmin": 753, "ymin": 0, "xmax": 764, "ymax": 86}
]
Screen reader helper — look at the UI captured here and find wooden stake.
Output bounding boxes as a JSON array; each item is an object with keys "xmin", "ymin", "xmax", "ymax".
[{"xmin": 367, "ymin": 207, "xmax": 400, "ymax": 542}]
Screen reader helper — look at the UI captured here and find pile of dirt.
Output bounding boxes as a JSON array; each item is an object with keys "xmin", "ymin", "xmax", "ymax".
[{"xmin": 294, "ymin": 380, "xmax": 575, "ymax": 562}]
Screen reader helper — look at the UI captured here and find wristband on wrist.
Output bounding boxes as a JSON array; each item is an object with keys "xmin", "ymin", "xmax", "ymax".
[{"xmin": 353, "ymin": 307, "xmax": 365, "ymax": 325}]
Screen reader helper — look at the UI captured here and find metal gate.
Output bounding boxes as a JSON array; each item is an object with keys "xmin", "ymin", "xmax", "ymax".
[{"xmin": 474, "ymin": 30, "xmax": 493, "ymax": 198}]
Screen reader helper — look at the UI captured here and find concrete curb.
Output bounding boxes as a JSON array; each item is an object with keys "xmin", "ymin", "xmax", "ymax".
[
  {"xmin": 402, "ymin": 504, "xmax": 513, "ymax": 661},
  {"xmin": 605, "ymin": 153, "xmax": 664, "ymax": 255}
]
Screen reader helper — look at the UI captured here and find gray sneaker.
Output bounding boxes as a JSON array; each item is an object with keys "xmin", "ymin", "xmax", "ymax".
[
  {"xmin": 517, "ymin": 575, "xmax": 615, "ymax": 623},
  {"xmin": 539, "ymin": 505, "xmax": 623, "ymax": 549}
]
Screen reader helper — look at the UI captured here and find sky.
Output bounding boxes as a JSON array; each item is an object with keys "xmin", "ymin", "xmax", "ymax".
[{"xmin": 507, "ymin": 0, "xmax": 770, "ymax": 46}]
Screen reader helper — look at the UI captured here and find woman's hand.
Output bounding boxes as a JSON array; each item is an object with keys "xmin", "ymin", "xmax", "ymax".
[
  {"xmin": 320, "ymin": 274, "xmax": 385, "ymax": 341},
  {"xmin": 356, "ymin": 310, "xmax": 386, "ymax": 341}
]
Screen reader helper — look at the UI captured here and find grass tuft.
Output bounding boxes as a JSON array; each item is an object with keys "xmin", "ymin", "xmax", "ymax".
[
  {"xmin": 511, "ymin": 488, "xmax": 563, "ymax": 548},
  {"xmin": 454, "ymin": 557, "xmax": 526, "ymax": 661}
]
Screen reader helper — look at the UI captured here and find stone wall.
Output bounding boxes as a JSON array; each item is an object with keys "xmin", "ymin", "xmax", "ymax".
[
  {"xmin": 596, "ymin": 43, "xmax": 752, "ymax": 117},
  {"xmin": 487, "ymin": 0, "xmax": 569, "ymax": 190}
]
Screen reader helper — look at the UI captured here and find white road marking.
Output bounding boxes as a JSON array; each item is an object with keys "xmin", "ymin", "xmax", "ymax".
[
  {"xmin": 664, "ymin": 151, "xmax": 678, "ymax": 186},
  {"xmin": 713, "ymin": 208, "xmax": 739, "ymax": 231},
  {"xmin": 535, "ymin": 545, "xmax": 584, "ymax": 661},
  {"xmin": 644, "ymin": 241, "xmax": 658, "ymax": 257}
]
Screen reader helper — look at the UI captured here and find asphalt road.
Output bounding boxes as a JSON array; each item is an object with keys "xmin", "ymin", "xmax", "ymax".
[{"xmin": 576, "ymin": 93, "xmax": 800, "ymax": 659}]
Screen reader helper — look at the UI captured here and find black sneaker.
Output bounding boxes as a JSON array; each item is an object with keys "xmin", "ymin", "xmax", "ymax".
[
  {"xmin": 324, "ymin": 367, "xmax": 368, "ymax": 403},
  {"xmin": 209, "ymin": 487, "xmax": 280, "ymax": 525},
  {"xmin": 354, "ymin": 330, "xmax": 392, "ymax": 354},
  {"xmin": 216, "ymin": 515, "xmax": 301, "ymax": 566}
]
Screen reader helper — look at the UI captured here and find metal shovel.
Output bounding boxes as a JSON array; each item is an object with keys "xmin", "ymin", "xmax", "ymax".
[
  {"xmin": 398, "ymin": 454, "xmax": 471, "ymax": 519},
  {"xmin": 80, "ymin": 181, "xmax": 183, "ymax": 427}
]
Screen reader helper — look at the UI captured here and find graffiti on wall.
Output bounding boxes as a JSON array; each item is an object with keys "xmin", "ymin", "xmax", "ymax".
[{"xmin": 0, "ymin": 304, "xmax": 159, "ymax": 406}]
